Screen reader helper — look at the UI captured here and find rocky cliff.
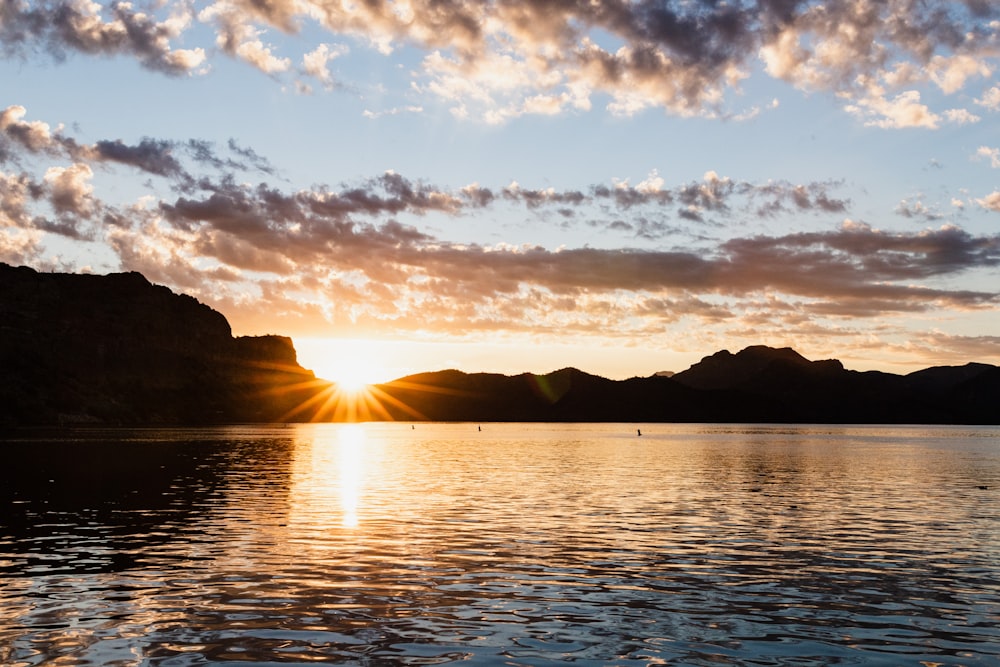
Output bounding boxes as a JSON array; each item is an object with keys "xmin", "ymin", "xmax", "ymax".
[{"xmin": 0, "ymin": 264, "xmax": 330, "ymax": 425}]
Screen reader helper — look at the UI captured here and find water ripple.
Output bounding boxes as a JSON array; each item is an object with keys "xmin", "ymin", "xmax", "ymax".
[{"xmin": 1, "ymin": 423, "xmax": 998, "ymax": 666}]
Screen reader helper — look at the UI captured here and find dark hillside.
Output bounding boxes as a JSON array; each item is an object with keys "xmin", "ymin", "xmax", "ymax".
[
  {"xmin": 0, "ymin": 263, "xmax": 329, "ymax": 425},
  {"xmin": 2, "ymin": 264, "xmax": 997, "ymax": 425}
]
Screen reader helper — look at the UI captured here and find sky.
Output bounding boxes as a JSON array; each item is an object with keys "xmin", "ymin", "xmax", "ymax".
[{"xmin": 2, "ymin": 0, "xmax": 1000, "ymax": 384}]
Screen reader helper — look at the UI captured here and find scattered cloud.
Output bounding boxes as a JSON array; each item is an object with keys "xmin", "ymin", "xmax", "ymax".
[
  {"xmin": 975, "ymin": 85, "xmax": 1000, "ymax": 111},
  {"xmin": 1, "ymin": 105, "xmax": 277, "ymax": 184},
  {"xmin": 975, "ymin": 146, "xmax": 1000, "ymax": 168},
  {"xmin": 43, "ymin": 162, "xmax": 94, "ymax": 218},
  {"xmin": 977, "ymin": 191, "xmax": 1000, "ymax": 212},
  {"xmin": 0, "ymin": 0, "xmax": 206, "ymax": 75},
  {"xmin": 895, "ymin": 197, "xmax": 944, "ymax": 222},
  {"xmin": 363, "ymin": 106, "xmax": 424, "ymax": 119},
  {"xmin": 845, "ymin": 90, "xmax": 941, "ymax": 129},
  {"xmin": 2, "ymin": 1, "xmax": 996, "ymax": 123},
  {"xmin": 943, "ymin": 108, "xmax": 981, "ymax": 125},
  {"xmin": 301, "ymin": 43, "xmax": 348, "ymax": 89},
  {"xmin": 3, "ymin": 103, "xmax": 998, "ymax": 358}
]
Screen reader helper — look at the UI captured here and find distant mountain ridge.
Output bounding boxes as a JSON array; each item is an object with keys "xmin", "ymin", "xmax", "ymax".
[
  {"xmin": 374, "ymin": 349, "xmax": 999, "ymax": 424},
  {"xmin": 1, "ymin": 264, "xmax": 997, "ymax": 425}
]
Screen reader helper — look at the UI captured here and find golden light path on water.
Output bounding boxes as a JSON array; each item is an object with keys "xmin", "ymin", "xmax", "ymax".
[
  {"xmin": 337, "ymin": 425, "xmax": 365, "ymax": 528},
  {"xmin": 289, "ymin": 423, "xmax": 367, "ymax": 532},
  {"xmin": 1, "ymin": 423, "xmax": 999, "ymax": 666}
]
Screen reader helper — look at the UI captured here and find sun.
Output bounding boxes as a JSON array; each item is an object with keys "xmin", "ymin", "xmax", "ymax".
[
  {"xmin": 288, "ymin": 338, "xmax": 429, "ymax": 421},
  {"xmin": 327, "ymin": 358, "xmax": 384, "ymax": 393},
  {"xmin": 276, "ymin": 337, "xmax": 438, "ymax": 423},
  {"xmin": 294, "ymin": 338, "xmax": 395, "ymax": 392}
]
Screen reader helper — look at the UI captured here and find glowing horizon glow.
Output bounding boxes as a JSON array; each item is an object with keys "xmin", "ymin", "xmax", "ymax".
[{"xmin": 295, "ymin": 338, "xmax": 397, "ymax": 388}]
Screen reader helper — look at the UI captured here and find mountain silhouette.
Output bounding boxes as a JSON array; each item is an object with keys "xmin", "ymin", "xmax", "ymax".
[
  {"xmin": 0, "ymin": 263, "xmax": 330, "ymax": 425},
  {"xmin": 372, "ymin": 355, "xmax": 997, "ymax": 424},
  {"xmin": 2, "ymin": 264, "xmax": 997, "ymax": 425}
]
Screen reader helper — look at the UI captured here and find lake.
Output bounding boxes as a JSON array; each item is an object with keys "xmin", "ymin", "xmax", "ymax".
[{"xmin": 1, "ymin": 423, "xmax": 998, "ymax": 666}]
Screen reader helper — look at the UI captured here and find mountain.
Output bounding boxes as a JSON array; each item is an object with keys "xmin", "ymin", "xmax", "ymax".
[
  {"xmin": 2, "ymin": 264, "xmax": 998, "ymax": 425},
  {"xmin": 373, "ymin": 345, "xmax": 999, "ymax": 424},
  {"xmin": 670, "ymin": 346, "xmax": 918, "ymax": 423},
  {"xmin": 0, "ymin": 263, "xmax": 331, "ymax": 426},
  {"xmin": 372, "ymin": 344, "xmax": 999, "ymax": 424},
  {"xmin": 373, "ymin": 367, "xmax": 708, "ymax": 422}
]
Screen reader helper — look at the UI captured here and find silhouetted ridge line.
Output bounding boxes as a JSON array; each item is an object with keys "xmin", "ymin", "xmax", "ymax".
[
  {"xmin": 2, "ymin": 264, "xmax": 997, "ymax": 425},
  {"xmin": 0, "ymin": 263, "xmax": 331, "ymax": 426}
]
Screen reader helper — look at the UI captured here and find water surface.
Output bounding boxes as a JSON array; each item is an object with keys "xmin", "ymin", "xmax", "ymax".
[{"xmin": 2, "ymin": 423, "xmax": 999, "ymax": 665}]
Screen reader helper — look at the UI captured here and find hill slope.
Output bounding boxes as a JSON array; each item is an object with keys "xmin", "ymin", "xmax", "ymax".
[{"xmin": 0, "ymin": 263, "xmax": 330, "ymax": 425}]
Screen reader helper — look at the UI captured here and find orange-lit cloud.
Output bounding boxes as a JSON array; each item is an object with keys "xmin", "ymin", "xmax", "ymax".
[{"xmin": 3, "ymin": 100, "xmax": 999, "ymax": 376}]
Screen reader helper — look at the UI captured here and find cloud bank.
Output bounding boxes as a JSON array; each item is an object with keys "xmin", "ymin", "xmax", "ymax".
[
  {"xmin": 3, "ymin": 104, "xmax": 999, "ymax": 369},
  {"xmin": 2, "ymin": 1, "xmax": 997, "ymax": 124}
]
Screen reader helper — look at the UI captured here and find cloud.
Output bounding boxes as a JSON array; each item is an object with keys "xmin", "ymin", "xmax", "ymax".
[
  {"xmin": 917, "ymin": 332, "xmax": 1000, "ymax": 363},
  {"xmin": 943, "ymin": 108, "xmax": 981, "ymax": 125},
  {"xmin": 363, "ymin": 106, "xmax": 424, "ymax": 120},
  {"xmin": 928, "ymin": 54, "xmax": 993, "ymax": 95},
  {"xmin": 0, "ymin": 169, "xmax": 42, "ymax": 228},
  {"xmin": 44, "ymin": 163, "xmax": 94, "ymax": 217},
  {"xmin": 0, "ymin": 225, "xmax": 42, "ymax": 265},
  {"xmin": 0, "ymin": 0, "xmax": 205, "ymax": 75},
  {"xmin": 301, "ymin": 42, "xmax": 348, "ymax": 88},
  {"xmin": 722, "ymin": 222, "xmax": 1000, "ymax": 283},
  {"xmin": 0, "ymin": 105, "xmax": 57, "ymax": 154},
  {"xmin": 977, "ymin": 191, "xmax": 1000, "ymax": 212},
  {"xmin": 895, "ymin": 197, "xmax": 943, "ymax": 221},
  {"xmin": 975, "ymin": 146, "xmax": 1000, "ymax": 168},
  {"xmin": 1, "ymin": 108, "xmax": 857, "ymax": 250},
  {"xmin": 1, "ymin": 105, "xmax": 278, "ymax": 186},
  {"xmin": 976, "ymin": 85, "xmax": 1000, "ymax": 111},
  {"xmin": 90, "ymin": 138, "xmax": 185, "ymax": 178},
  {"xmin": 4, "ymin": 1, "xmax": 997, "ymax": 122},
  {"xmin": 845, "ymin": 90, "xmax": 941, "ymax": 129},
  {"xmin": 126, "ymin": 173, "xmax": 1000, "ymax": 325},
  {"xmin": 199, "ymin": 3, "xmax": 291, "ymax": 74},
  {"xmin": 4, "ymin": 107, "xmax": 997, "ymax": 340}
]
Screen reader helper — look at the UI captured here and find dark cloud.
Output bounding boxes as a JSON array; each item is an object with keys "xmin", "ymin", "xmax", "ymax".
[
  {"xmin": 502, "ymin": 183, "xmax": 587, "ymax": 209},
  {"xmin": 139, "ymin": 171, "xmax": 1000, "ymax": 314},
  {"xmin": 0, "ymin": 0, "xmax": 204, "ymax": 75},
  {"xmin": 720, "ymin": 224, "xmax": 1000, "ymax": 296},
  {"xmin": 92, "ymin": 138, "xmax": 184, "ymax": 178},
  {"xmin": 226, "ymin": 139, "xmax": 277, "ymax": 175},
  {"xmin": 1, "ymin": 107, "xmax": 285, "ymax": 193},
  {"xmin": 34, "ymin": 214, "xmax": 92, "ymax": 240},
  {"xmin": 588, "ymin": 175, "xmax": 849, "ymax": 231},
  {"xmin": 0, "ymin": 164, "xmax": 99, "ymax": 240},
  {"xmin": 592, "ymin": 183, "xmax": 673, "ymax": 209}
]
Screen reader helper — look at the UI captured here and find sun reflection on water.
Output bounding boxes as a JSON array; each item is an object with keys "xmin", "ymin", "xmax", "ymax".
[
  {"xmin": 337, "ymin": 424, "xmax": 365, "ymax": 528},
  {"xmin": 288, "ymin": 424, "xmax": 369, "ymax": 535}
]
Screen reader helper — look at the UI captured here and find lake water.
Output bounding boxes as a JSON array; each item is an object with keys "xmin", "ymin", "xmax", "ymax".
[{"xmin": 1, "ymin": 423, "xmax": 999, "ymax": 666}]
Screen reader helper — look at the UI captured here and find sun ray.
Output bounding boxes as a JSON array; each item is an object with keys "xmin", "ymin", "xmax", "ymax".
[{"xmin": 243, "ymin": 351, "xmax": 493, "ymax": 423}]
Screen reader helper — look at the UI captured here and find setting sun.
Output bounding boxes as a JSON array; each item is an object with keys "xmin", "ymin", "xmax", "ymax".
[
  {"xmin": 327, "ymin": 358, "xmax": 384, "ymax": 393},
  {"xmin": 294, "ymin": 338, "xmax": 396, "ymax": 391}
]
